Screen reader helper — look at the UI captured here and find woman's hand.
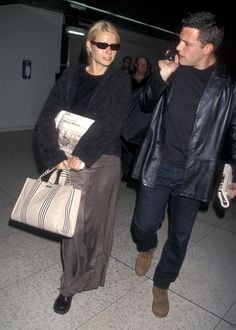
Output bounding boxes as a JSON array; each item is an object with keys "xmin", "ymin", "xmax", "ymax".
[
  {"xmin": 56, "ymin": 160, "xmax": 69, "ymax": 170},
  {"xmin": 56, "ymin": 157, "xmax": 85, "ymax": 171},
  {"xmin": 68, "ymin": 156, "xmax": 84, "ymax": 171}
]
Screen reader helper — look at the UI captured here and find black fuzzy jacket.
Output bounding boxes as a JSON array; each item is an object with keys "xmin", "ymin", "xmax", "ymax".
[{"xmin": 36, "ymin": 65, "xmax": 131, "ymax": 169}]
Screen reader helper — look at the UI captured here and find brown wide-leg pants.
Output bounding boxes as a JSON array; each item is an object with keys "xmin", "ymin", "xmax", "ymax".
[{"xmin": 60, "ymin": 155, "xmax": 121, "ymax": 296}]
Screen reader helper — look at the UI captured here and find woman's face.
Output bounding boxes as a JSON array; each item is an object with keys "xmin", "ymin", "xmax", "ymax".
[{"xmin": 87, "ymin": 31, "xmax": 119, "ymax": 68}]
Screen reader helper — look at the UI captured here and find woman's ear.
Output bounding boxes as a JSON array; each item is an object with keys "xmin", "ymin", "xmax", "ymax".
[{"xmin": 86, "ymin": 40, "xmax": 91, "ymax": 52}]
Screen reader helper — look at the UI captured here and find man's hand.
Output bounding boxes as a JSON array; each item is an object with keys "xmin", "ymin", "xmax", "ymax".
[
  {"xmin": 158, "ymin": 53, "xmax": 179, "ymax": 82},
  {"xmin": 228, "ymin": 183, "xmax": 236, "ymax": 199}
]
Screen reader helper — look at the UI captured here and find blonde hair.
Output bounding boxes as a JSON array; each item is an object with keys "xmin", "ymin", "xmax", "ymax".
[
  {"xmin": 87, "ymin": 20, "xmax": 120, "ymax": 43},
  {"xmin": 86, "ymin": 20, "xmax": 120, "ymax": 63}
]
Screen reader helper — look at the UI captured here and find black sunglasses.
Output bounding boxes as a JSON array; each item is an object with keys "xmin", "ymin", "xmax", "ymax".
[{"xmin": 91, "ymin": 41, "xmax": 120, "ymax": 51}]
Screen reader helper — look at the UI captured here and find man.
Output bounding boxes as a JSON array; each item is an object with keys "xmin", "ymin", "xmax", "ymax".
[
  {"xmin": 121, "ymin": 56, "xmax": 152, "ymax": 186},
  {"xmin": 130, "ymin": 11, "xmax": 236, "ymax": 318},
  {"xmin": 121, "ymin": 56, "xmax": 133, "ymax": 75},
  {"xmin": 132, "ymin": 56, "xmax": 150, "ymax": 83}
]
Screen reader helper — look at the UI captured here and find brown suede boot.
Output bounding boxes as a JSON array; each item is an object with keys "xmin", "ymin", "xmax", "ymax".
[
  {"xmin": 135, "ymin": 249, "xmax": 154, "ymax": 276},
  {"xmin": 152, "ymin": 285, "xmax": 169, "ymax": 317}
]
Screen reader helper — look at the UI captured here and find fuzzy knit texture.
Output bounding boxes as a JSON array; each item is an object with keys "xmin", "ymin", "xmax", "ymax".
[{"xmin": 36, "ymin": 64, "xmax": 131, "ymax": 169}]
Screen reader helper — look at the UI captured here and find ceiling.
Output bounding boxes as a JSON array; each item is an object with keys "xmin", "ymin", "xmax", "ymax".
[
  {"xmin": 1, "ymin": 0, "xmax": 233, "ymax": 38},
  {"xmin": 1, "ymin": 0, "xmax": 235, "ymax": 68}
]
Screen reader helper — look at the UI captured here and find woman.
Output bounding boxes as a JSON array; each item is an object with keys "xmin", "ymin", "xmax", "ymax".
[{"xmin": 36, "ymin": 20, "xmax": 131, "ymax": 314}]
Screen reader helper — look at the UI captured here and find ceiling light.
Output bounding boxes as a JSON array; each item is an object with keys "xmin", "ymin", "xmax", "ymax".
[
  {"xmin": 65, "ymin": 0, "xmax": 178, "ymax": 36},
  {"xmin": 66, "ymin": 26, "xmax": 86, "ymax": 36}
]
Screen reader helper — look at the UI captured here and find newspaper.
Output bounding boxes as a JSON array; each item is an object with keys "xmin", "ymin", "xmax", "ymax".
[{"xmin": 55, "ymin": 110, "xmax": 95, "ymax": 158}]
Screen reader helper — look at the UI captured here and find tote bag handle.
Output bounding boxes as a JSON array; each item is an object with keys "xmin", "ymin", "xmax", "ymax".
[{"xmin": 40, "ymin": 168, "xmax": 72, "ymax": 185}]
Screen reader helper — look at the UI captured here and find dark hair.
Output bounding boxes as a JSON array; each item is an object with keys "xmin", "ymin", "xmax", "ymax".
[
  {"xmin": 134, "ymin": 56, "xmax": 149, "ymax": 66},
  {"xmin": 123, "ymin": 56, "xmax": 132, "ymax": 63},
  {"xmin": 182, "ymin": 11, "xmax": 224, "ymax": 51}
]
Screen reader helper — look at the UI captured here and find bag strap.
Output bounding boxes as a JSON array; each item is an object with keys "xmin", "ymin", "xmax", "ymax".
[
  {"xmin": 40, "ymin": 168, "xmax": 56, "ymax": 182},
  {"xmin": 217, "ymin": 163, "xmax": 232, "ymax": 208},
  {"xmin": 217, "ymin": 191, "xmax": 230, "ymax": 208},
  {"xmin": 39, "ymin": 168, "xmax": 72, "ymax": 185},
  {"xmin": 58, "ymin": 169, "xmax": 71, "ymax": 185}
]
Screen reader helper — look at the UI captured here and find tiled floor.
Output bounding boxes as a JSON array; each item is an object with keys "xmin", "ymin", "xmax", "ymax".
[{"xmin": 0, "ymin": 130, "xmax": 236, "ymax": 330}]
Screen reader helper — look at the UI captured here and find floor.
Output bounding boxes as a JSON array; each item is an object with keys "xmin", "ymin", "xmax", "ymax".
[{"xmin": 0, "ymin": 130, "xmax": 236, "ymax": 330}]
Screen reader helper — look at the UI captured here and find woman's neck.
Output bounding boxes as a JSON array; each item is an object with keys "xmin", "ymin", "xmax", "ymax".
[{"xmin": 86, "ymin": 64, "xmax": 107, "ymax": 76}]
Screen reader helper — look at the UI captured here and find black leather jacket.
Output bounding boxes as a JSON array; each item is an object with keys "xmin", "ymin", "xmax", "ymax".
[{"xmin": 132, "ymin": 63, "xmax": 236, "ymax": 202}]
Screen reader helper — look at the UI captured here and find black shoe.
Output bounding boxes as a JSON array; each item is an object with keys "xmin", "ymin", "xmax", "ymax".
[{"xmin": 53, "ymin": 294, "xmax": 72, "ymax": 314}]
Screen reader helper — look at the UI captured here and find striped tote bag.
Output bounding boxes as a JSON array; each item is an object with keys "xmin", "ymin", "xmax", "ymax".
[{"xmin": 11, "ymin": 168, "xmax": 81, "ymax": 237}]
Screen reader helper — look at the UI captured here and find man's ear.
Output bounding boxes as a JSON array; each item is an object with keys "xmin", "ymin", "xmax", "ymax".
[{"xmin": 204, "ymin": 43, "xmax": 214, "ymax": 55}]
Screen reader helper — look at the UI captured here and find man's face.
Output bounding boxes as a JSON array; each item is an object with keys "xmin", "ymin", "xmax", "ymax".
[{"xmin": 176, "ymin": 27, "xmax": 211, "ymax": 69}]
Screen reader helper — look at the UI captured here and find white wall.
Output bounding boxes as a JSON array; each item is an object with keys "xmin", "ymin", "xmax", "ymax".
[
  {"xmin": 0, "ymin": 4, "xmax": 63, "ymax": 131},
  {"xmin": 0, "ymin": 4, "xmax": 174, "ymax": 132},
  {"xmin": 116, "ymin": 27, "xmax": 174, "ymax": 68}
]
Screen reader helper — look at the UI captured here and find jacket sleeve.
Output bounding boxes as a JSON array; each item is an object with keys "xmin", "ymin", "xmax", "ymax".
[
  {"xmin": 36, "ymin": 68, "xmax": 77, "ymax": 169},
  {"xmin": 139, "ymin": 69, "xmax": 168, "ymax": 113}
]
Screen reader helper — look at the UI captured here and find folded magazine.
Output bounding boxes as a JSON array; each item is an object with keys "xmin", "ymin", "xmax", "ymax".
[{"xmin": 55, "ymin": 110, "xmax": 94, "ymax": 158}]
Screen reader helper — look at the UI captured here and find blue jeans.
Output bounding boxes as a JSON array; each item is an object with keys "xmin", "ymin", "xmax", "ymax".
[{"xmin": 130, "ymin": 159, "xmax": 200, "ymax": 289}]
